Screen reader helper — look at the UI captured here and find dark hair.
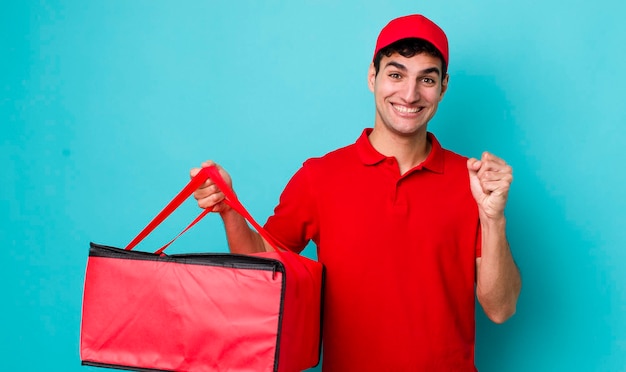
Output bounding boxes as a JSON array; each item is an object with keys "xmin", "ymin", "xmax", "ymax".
[{"xmin": 373, "ymin": 38, "xmax": 447, "ymax": 78}]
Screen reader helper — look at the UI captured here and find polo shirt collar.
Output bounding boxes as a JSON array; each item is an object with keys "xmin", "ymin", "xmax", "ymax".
[{"xmin": 355, "ymin": 128, "xmax": 445, "ymax": 173}]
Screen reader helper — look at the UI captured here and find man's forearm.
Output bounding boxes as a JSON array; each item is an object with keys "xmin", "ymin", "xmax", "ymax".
[
  {"xmin": 476, "ymin": 217, "xmax": 521, "ymax": 323},
  {"xmin": 220, "ymin": 208, "xmax": 268, "ymax": 254}
]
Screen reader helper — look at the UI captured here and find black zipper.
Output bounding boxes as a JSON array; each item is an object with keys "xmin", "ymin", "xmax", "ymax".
[{"xmin": 89, "ymin": 243, "xmax": 285, "ymax": 273}]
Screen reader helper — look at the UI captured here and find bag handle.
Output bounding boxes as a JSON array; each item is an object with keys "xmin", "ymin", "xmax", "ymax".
[
  {"xmin": 152, "ymin": 208, "xmax": 212, "ymax": 255},
  {"xmin": 124, "ymin": 166, "xmax": 283, "ymax": 254},
  {"xmin": 203, "ymin": 166, "xmax": 284, "ymax": 251}
]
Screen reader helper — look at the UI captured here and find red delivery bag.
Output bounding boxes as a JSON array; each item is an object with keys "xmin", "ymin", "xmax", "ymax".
[{"xmin": 80, "ymin": 166, "xmax": 324, "ymax": 371}]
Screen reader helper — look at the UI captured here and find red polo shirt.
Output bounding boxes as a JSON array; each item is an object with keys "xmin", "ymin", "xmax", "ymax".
[{"xmin": 265, "ymin": 129, "xmax": 481, "ymax": 371}]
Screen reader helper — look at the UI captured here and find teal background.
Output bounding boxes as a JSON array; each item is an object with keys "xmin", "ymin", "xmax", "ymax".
[{"xmin": 2, "ymin": 1, "xmax": 625, "ymax": 371}]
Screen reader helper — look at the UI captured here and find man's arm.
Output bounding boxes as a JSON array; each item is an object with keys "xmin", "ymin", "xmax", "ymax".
[
  {"xmin": 468, "ymin": 152, "xmax": 522, "ymax": 323},
  {"xmin": 475, "ymin": 218, "xmax": 521, "ymax": 323},
  {"xmin": 190, "ymin": 161, "xmax": 272, "ymax": 254}
]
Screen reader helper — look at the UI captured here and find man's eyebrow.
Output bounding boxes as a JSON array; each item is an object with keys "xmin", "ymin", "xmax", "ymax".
[
  {"xmin": 384, "ymin": 61, "xmax": 407, "ymax": 71},
  {"xmin": 421, "ymin": 67, "xmax": 441, "ymax": 76},
  {"xmin": 383, "ymin": 62, "xmax": 441, "ymax": 76}
]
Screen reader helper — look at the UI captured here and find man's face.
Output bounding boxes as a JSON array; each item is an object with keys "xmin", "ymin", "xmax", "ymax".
[{"xmin": 368, "ymin": 52, "xmax": 448, "ymax": 138}]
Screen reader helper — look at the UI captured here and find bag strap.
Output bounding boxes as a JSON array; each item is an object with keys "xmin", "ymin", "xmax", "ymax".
[
  {"xmin": 152, "ymin": 208, "xmax": 212, "ymax": 255},
  {"xmin": 124, "ymin": 166, "xmax": 283, "ymax": 254},
  {"xmin": 203, "ymin": 166, "xmax": 284, "ymax": 252}
]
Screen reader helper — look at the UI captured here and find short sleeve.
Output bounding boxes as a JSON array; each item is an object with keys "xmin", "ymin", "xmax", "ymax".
[{"xmin": 264, "ymin": 162, "xmax": 319, "ymax": 254}]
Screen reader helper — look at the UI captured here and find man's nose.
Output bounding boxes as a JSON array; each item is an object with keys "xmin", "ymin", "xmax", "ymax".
[{"xmin": 401, "ymin": 80, "xmax": 420, "ymax": 103}]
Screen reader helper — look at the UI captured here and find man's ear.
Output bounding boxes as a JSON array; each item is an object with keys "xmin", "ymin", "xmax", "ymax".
[
  {"xmin": 367, "ymin": 63, "xmax": 376, "ymax": 93},
  {"xmin": 439, "ymin": 73, "xmax": 449, "ymax": 100}
]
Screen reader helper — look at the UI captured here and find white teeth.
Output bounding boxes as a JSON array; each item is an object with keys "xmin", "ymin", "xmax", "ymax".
[{"xmin": 393, "ymin": 104, "xmax": 420, "ymax": 113}]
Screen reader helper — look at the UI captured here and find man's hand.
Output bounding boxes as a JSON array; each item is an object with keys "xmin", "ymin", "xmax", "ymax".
[
  {"xmin": 190, "ymin": 161, "xmax": 233, "ymax": 213},
  {"xmin": 467, "ymin": 152, "xmax": 513, "ymax": 221}
]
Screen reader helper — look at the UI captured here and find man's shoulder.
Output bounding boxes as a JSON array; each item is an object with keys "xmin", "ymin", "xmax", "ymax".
[
  {"xmin": 427, "ymin": 132, "xmax": 469, "ymax": 171},
  {"xmin": 303, "ymin": 141, "xmax": 359, "ymax": 169},
  {"xmin": 438, "ymin": 147, "xmax": 470, "ymax": 178},
  {"xmin": 441, "ymin": 146, "xmax": 469, "ymax": 163}
]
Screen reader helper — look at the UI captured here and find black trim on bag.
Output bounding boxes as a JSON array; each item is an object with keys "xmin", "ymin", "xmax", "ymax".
[
  {"xmin": 82, "ymin": 360, "xmax": 174, "ymax": 371},
  {"xmin": 89, "ymin": 243, "xmax": 286, "ymax": 273},
  {"xmin": 271, "ymin": 259, "xmax": 287, "ymax": 372}
]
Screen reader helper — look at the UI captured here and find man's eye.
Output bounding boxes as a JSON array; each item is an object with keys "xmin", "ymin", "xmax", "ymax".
[
  {"xmin": 389, "ymin": 73, "xmax": 401, "ymax": 79},
  {"xmin": 422, "ymin": 77, "xmax": 436, "ymax": 84}
]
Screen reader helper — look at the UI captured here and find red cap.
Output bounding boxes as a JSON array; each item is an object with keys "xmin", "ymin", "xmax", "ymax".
[{"xmin": 373, "ymin": 14, "xmax": 449, "ymax": 67}]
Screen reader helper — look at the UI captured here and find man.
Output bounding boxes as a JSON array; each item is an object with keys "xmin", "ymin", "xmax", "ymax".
[{"xmin": 192, "ymin": 14, "xmax": 521, "ymax": 371}]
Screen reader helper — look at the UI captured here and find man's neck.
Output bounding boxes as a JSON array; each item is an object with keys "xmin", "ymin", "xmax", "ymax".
[{"xmin": 368, "ymin": 128, "xmax": 431, "ymax": 175}]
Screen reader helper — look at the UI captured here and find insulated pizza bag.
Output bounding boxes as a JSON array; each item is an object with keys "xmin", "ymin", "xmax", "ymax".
[{"xmin": 80, "ymin": 166, "xmax": 324, "ymax": 372}]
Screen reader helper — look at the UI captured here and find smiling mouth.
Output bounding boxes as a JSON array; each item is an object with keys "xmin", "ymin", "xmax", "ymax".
[{"xmin": 392, "ymin": 104, "xmax": 422, "ymax": 114}]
